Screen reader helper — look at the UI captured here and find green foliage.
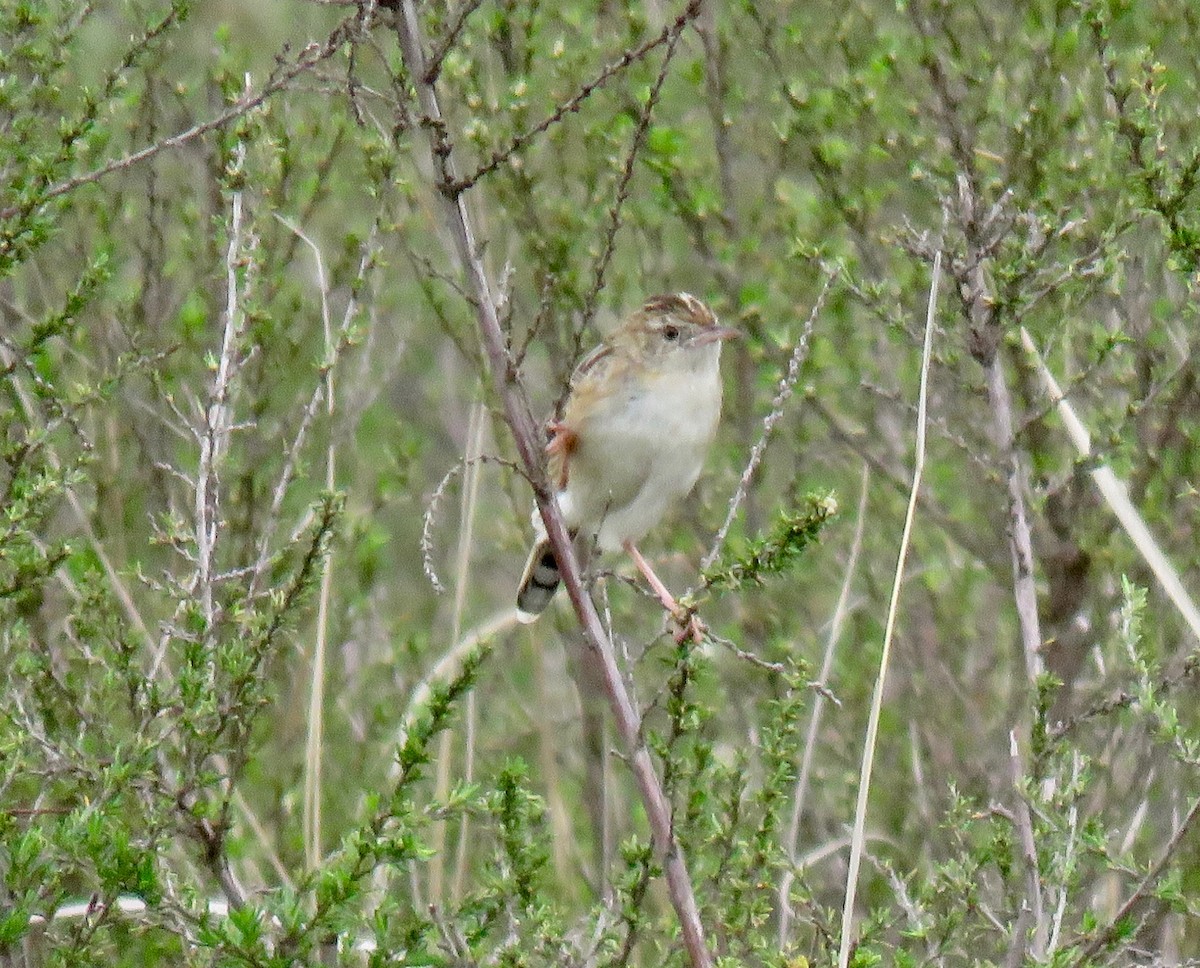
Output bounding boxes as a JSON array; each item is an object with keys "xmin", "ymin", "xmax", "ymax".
[
  {"xmin": 5, "ymin": 0, "xmax": 1200, "ymax": 965},
  {"xmin": 703, "ymin": 495, "xmax": 837, "ymax": 591}
]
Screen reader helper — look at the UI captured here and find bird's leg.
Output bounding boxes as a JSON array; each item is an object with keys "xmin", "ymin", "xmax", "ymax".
[{"xmin": 623, "ymin": 541, "xmax": 705, "ymax": 643}]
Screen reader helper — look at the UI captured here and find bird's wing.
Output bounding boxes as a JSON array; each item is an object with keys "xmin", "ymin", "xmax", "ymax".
[
  {"xmin": 543, "ymin": 341, "xmax": 616, "ymax": 488},
  {"xmin": 570, "ymin": 340, "xmax": 615, "ymax": 384}
]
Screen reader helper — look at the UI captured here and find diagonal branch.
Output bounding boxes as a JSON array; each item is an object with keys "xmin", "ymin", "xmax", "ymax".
[
  {"xmin": 449, "ymin": 0, "xmax": 703, "ymax": 195},
  {"xmin": 0, "ymin": 12, "xmax": 367, "ymax": 222},
  {"xmin": 392, "ymin": 5, "xmax": 712, "ymax": 966}
]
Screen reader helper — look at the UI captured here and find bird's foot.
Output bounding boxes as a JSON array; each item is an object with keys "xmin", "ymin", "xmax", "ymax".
[{"xmin": 669, "ymin": 605, "xmax": 707, "ymax": 645}]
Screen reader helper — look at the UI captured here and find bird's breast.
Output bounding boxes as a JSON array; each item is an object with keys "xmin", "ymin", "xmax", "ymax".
[{"xmin": 562, "ymin": 365, "xmax": 721, "ymax": 534}]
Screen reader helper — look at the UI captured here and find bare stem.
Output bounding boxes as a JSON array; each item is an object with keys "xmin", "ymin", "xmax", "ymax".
[
  {"xmin": 984, "ymin": 348, "xmax": 1044, "ymax": 682},
  {"xmin": 838, "ymin": 251, "xmax": 940, "ymax": 968},
  {"xmin": 779, "ymin": 463, "xmax": 869, "ymax": 947}
]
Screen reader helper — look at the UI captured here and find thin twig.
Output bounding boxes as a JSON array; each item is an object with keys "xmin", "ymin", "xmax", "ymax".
[
  {"xmin": 779, "ymin": 463, "xmax": 869, "ymax": 947},
  {"xmin": 449, "ymin": 0, "xmax": 703, "ymax": 195},
  {"xmin": 838, "ymin": 251, "xmax": 940, "ymax": 968},
  {"xmin": 701, "ymin": 270, "xmax": 836, "ymax": 574},
  {"xmin": 1069, "ymin": 796, "xmax": 1200, "ymax": 966},
  {"xmin": 423, "ymin": 0, "xmax": 487, "ymax": 84},
  {"xmin": 579, "ymin": 23, "xmax": 688, "ymax": 336},
  {"xmin": 420, "ymin": 455, "xmax": 526, "ymax": 594},
  {"xmin": 0, "ymin": 17, "xmax": 365, "ymax": 221}
]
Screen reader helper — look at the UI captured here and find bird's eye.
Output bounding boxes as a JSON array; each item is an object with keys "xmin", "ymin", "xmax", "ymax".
[{"xmin": 662, "ymin": 324, "xmax": 680, "ymax": 341}]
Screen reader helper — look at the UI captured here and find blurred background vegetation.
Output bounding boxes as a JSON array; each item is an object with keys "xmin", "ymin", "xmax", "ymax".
[{"xmin": 4, "ymin": 0, "xmax": 1200, "ymax": 964}]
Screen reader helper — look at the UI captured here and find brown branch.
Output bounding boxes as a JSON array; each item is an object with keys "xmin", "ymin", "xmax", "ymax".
[
  {"xmin": 449, "ymin": 0, "xmax": 703, "ymax": 195},
  {"xmin": 0, "ymin": 15, "xmax": 364, "ymax": 221},
  {"xmin": 1069, "ymin": 796, "xmax": 1200, "ymax": 966},
  {"xmin": 391, "ymin": 5, "xmax": 713, "ymax": 967}
]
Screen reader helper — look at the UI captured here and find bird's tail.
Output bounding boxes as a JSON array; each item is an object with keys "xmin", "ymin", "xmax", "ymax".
[{"xmin": 516, "ymin": 538, "xmax": 561, "ymax": 622}]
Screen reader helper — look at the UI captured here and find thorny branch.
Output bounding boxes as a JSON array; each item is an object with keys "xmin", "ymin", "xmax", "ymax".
[
  {"xmin": 700, "ymin": 270, "xmax": 836, "ymax": 574},
  {"xmin": 448, "ymin": 0, "xmax": 704, "ymax": 195},
  {"xmin": 0, "ymin": 10, "xmax": 372, "ymax": 223}
]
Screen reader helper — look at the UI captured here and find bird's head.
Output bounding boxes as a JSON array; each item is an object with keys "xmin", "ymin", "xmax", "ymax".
[{"xmin": 618, "ymin": 292, "xmax": 739, "ymax": 367}]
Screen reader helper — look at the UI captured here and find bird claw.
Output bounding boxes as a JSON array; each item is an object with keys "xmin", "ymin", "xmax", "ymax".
[{"xmin": 669, "ymin": 605, "xmax": 707, "ymax": 645}]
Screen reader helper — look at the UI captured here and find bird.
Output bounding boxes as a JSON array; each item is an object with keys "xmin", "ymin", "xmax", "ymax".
[{"xmin": 515, "ymin": 292, "xmax": 738, "ymax": 639}]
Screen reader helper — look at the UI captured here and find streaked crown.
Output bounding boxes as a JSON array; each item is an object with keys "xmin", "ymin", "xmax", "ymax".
[{"xmin": 639, "ymin": 292, "xmax": 719, "ymax": 329}]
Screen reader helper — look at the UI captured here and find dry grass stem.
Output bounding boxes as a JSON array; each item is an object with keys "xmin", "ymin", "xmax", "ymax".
[
  {"xmin": 452, "ymin": 401, "xmax": 488, "ymax": 903},
  {"xmin": 285, "ymin": 218, "xmax": 339, "ymax": 872},
  {"xmin": 779, "ymin": 462, "xmax": 869, "ymax": 946},
  {"xmin": 837, "ymin": 251, "xmax": 940, "ymax": 968},
  {"xmin": 1020, "ymin": 327, "xmax": 1200, "ymax": 642}
]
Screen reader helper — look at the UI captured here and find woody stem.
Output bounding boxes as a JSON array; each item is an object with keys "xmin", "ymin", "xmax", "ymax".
[{"xmin": 394, "ymin": 5, "xmax": 712, "ymax": 966}]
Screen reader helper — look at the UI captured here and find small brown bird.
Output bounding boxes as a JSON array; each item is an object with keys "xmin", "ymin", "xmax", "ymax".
[{"xmin": 516, "ymin": 292, "xmax": 737, "ymax": 636}]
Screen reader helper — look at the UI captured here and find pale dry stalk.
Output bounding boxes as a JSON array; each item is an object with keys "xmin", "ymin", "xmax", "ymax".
[
  {"xmin": 778, "ymin": 463, "xmax": 869, "ymax": 947},
  {"xmin": 1020, "ymin": 327, "xmax": 1200, "ymax": 641},
  {"xmin": 280, "ymin": 216, "xmax": 339, "ymax": 872},
  {"xmin": 838, "ymin": 251, "xmax": 940, "ymax": 968}
]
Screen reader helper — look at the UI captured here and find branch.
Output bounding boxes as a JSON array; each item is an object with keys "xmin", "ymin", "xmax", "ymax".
[
  {"xmin": 700, "ymin": 270, "xmax": 836, "ymax": 574},
  {"xmin": 1069, "ymin": 796, "xmax": 1200, "ymax": 966},
  {"xmin": 391, "ymin": 5, "xmax": 713, "ymax": 966},
  {"xmin": 0, "ymin": 14, "xmax": 365, "ymax": 221},
  {"xmin": 449, "ymin": 0, "xmax": 703, "ymax": 195}
]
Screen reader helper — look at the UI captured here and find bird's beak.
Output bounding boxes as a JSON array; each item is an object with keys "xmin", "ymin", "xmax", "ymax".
[{"xmin": 692, "ymin": 325, "xmax": 741, "ymax": 347}]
